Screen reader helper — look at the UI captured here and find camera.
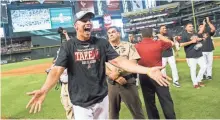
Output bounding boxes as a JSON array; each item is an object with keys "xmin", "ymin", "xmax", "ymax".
[{"xmin": 58, "ymin": 27, "xmax": 64, "ymax": 34}]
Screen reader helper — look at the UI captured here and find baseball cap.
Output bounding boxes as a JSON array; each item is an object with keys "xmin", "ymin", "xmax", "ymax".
[{"xmin": 74, "ymin": 11, "xmax": 95, "ymax": 24}]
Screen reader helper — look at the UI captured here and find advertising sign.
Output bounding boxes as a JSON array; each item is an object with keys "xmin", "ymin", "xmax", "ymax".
[
  {"xmin": 77, "ymin": 0, "xmax": 95, "ymax": 13},
  {"xmin": 50, "ymin": 8, "xmax": 73, "ymax": 29}
]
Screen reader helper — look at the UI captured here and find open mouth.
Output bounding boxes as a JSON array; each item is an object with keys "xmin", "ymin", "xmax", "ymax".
[
  {"xmin": 84, "ymin": 24, "xmax": 92, "ymax": 32},
  {"xmin": 84, "ymin": 28, "xmax": 91, "ymax": 32}
]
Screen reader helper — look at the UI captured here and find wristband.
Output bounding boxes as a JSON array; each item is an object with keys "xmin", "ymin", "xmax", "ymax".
[{"xmin": 146, "ymin": 68, "xmax": 151, "ymax": 76}]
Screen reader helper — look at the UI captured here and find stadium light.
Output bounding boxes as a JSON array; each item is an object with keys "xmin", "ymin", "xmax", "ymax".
[{"xmin": 191, "ymin": 0, "xmax": 197, "ymax": 32}]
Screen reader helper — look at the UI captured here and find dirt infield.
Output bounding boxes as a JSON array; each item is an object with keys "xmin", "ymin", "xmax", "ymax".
[
  {"xmin": 214, "ymin": 42, "xmax": 220, "ymax": 47},
  {"xmin": 2, "ymin": 55, "xmax": 220, "ymax": 77},
  {"xmin": 2, "ymin": 63, "xmax": 52, "ymax": 77}
]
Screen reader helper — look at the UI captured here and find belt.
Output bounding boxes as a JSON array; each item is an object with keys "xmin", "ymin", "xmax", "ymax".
[
  {"xmin": 122, "ymin": 74, "xmax": 134, "ymax": 80},
  {"xmin": 107, "ymin": 74, "xmax": 134, "ymax": 85}
]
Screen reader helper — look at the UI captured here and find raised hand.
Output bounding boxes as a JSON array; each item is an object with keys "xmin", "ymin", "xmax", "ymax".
[
  {"xmin": 206, "ymin": 17, "xmax": 210, "ymax": 23},
  {"xmin": 203, "ymin": 19, "xmax": 206, "ymax": 25}
]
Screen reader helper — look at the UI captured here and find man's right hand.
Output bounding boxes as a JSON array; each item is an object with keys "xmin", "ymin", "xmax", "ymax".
[
  {"xmin": 26, "ymin": 89, "xmax": 47, "ymax": 113},
  {"xmin": 190, "ymin": 37, "xmax": 197, "ymax": 43},
  {"xmin": 115, "ymin": 77, "xmax": 127, "ymax": 85}
]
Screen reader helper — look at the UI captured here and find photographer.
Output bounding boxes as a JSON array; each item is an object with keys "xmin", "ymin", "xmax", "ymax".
[{"xmin": 58, "ymin": 27, "xmax": 71, "ymax": 43}]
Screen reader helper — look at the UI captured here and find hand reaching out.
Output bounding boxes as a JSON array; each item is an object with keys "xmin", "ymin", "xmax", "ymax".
[
  {"xmin": 147, "ymin": 66, "xmax": 172, "ymax": 87},
  {"xmin": 26, "ymin": 89, "xmax": 47, "ymax": 113}
]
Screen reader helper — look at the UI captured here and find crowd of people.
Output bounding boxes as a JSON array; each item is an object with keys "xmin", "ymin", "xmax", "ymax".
[
  {"xmin": 25, "ymin": 11, "xmax": 217, "ymax": 119},
  {"xmin": 1, "ymin": 41, "xmax": 31, "ymax": 54},
  {"xmin": 11, "ymin": 9, "xmax": 51, "ymax": 32}
]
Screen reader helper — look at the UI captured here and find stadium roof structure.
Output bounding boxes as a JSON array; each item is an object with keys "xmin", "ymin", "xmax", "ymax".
[
  {"xmin": 122, "ymin": 1, "xmax": 220, "ymax": 33},
  {"xmin": 122, "ymin": 2, "xmax": 180, "ymax": 18}
]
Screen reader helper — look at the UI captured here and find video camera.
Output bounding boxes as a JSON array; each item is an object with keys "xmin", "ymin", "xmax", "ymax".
[{"xmin": 57, "ymin": 27, "xmax": 64, "ymax": 34}]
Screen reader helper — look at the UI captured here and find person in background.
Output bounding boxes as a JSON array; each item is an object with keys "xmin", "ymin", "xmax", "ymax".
[
  {"xmin": 106, "ymin": 26, "xmax": 145, "ymax": 119},
  {"xmin": 137, "ymin": 36, "xmax": 142, "ymax": 43},
  {"xmin": 135, "ymin": 27, "xmax": 176, "ymax": 119},
  {"xmin": 199, "ymin": 17, "xmax": 216, "ymax": 80},
  {"xmin": 180, "ymin": 23, "xmax": 206, "ymax": 89},
  {"xmin": 58, "ymin": 27, "xmax": 71, "ymax": 43},
  {"xmin": 159, "ymin": 25, "xmax": 180, "ymax": 87},
  {"xmin": 128, "ymin": 33, "xmax": 136, "ymax": 44}
]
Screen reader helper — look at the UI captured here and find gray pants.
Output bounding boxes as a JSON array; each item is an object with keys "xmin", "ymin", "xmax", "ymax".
[{"xmin": 108, "ymin": 77, "xmax": 145, "ymax": 119}]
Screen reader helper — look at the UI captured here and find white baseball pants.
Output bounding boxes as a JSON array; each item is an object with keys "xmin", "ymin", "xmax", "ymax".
[
  {"xmin": 202, "ymin": 51, "xmax": 213, "ymax": 77},
  {"xmin": 186, "ymin": 56, "xmax": 207, "ymax": 85},
  {"xmin": 162, "ymin": 56, "xmax": 179, "ymax": 82},
  {"xmin": 73, "ymin": 95, "xmax": 109, "ymax": 120}
]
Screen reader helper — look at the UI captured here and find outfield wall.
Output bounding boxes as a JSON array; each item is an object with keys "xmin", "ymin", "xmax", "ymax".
[{"xmin": 1, "ymin": 45, "xmax": 60, "ymax": 64}]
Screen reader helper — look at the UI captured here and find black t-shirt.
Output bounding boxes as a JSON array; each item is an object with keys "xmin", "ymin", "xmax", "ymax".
[
  {"xmin": 181, "ymin": 31, "xmax": 203, "ymax": 58},
  {"xmin": 55, "ymin": 36, "xmax": 119, "ymax": 107},
  {"xmin": 202, "ymin": 31, "xmax": 215, "ymax": 52},
  {"xmin": 162, "ymin": 34, "xmax": 173, "ymax": 57}
]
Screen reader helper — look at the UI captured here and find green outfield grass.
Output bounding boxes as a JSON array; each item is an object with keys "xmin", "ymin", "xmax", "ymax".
[{"xmin": 1, "ymin": 57, "xmax": 220, "ymax": 119}]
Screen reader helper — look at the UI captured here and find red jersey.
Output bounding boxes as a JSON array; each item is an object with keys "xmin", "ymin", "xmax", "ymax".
[{"xmin": 135, "ymin": 38, "xmax": 172, "ymax": 67}]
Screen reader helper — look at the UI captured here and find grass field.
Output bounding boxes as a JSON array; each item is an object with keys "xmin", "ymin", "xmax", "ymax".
[{"xmin": 1, "ymin": 39, "xmax": 220, "ymax": 119}]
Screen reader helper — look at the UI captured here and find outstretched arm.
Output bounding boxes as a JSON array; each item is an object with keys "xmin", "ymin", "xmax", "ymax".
[
  {"xmin": 26, "ymin": 66, "xmax": 65, "ymax": 113},
  {"xmin": 41, "ymin": 66, "xmax": 65, "ymax": 92},
  {"xmin": 109, "ymin": 56, "xmax": 170, "ymax": 86},
  {"xmin": 157, "ymin": 34, "xmax": 174, "ymax": 46}
]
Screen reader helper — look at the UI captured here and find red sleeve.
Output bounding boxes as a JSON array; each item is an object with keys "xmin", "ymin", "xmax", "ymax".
[{"xmin": 160, "ymin": 41, "xmax": 172, "ymax": 51}]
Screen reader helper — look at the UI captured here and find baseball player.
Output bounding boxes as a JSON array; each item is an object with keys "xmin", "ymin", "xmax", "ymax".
[
  {"xmin": 180, "ymin": 23, "xmax": 207, "ymax": 89},
  {"xmin": 199, "ymin": 17, "xmax": 216, "ymax": 80},
  {"xmin": 26, "ymin": 11, "xmax": 170, "ymax": 119},
  {"xmin": 159, "ymin": 25, "xmax": 180, "ymax": 87}
]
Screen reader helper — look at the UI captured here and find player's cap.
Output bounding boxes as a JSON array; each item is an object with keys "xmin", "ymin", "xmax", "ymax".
[{"xmin": 74, "ymin": 11, "xmax": 95, "ymax": 24}]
